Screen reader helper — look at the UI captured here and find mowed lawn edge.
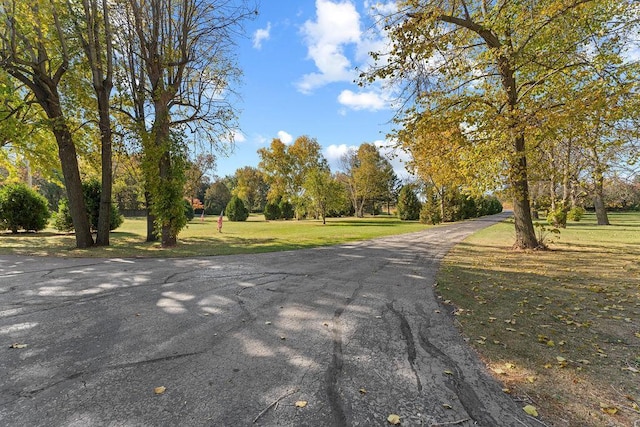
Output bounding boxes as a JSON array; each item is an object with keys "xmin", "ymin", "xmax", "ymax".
[
  {"xmin": 437, "ymin": 212, "xmax": 640, "ymax": 427},
  {"xmin": 0, "ymin": 214, "xmax": 432, "ymax": 258}
]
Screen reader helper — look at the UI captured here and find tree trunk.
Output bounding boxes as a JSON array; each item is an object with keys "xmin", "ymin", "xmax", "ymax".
[
  {"xmin": 593, "ymin": 170, "xmax": 610, "ymax": 225},
  {"xmin": 159, "ymin": 151, "xmax": 177, "ymax": 247},
  {"xmin": 54, "ymin": 119, "xmax": 94, "ymax": 249},
  {"xmin": 96, "ymin": 89, "xmax": 112, "ymax": 246},
  {"xmin": 497, "ymin": 52, "xmax": 538, "ymax": 249},
  {"xmin": 145, "ymin": 191, "xmax": 158, "ymax": 242},
  {"xmin": 510, "ymin": 134, "xmax": 538, "ymax": 249}
]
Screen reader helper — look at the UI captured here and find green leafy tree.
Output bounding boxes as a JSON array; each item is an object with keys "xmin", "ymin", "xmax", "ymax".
[
  {"xmin": 303, "ymin": 168, "xmax": 345, "ymax": 224},
  {"xmin": 352, "ymin": 144, "xmax": 396, "ymax": 217},
  {"xmin": 118, "ymin": 0, "xmax": 255, "ymax": 246},
  {"xmin": 397, "ymin": 185, "xmax": 421, "ymax": 221},
  {"xmin": 258, "ymin": 135, "xmax": 328, "ymax": 217},
  {"xmin": 0, "ymin": 183, "xmax": 50, "ymax": 233},
  {"xmin": 234, "ymin": 166, "xmax": 268, "ymax": 212},
  {"xmin": 226, "ymin": 195, "xmax": 248, "ymax": 221},
  {"xmin": 204, "ymin": 181, "xmax": 232, "ymax": 215},
  {"xmin": 361, "ymin": 0, "xmax": 637, "ymax": 248},
  {"xmin": 0, "ymin": 0, "xmax": 93, "ymax": 247}
]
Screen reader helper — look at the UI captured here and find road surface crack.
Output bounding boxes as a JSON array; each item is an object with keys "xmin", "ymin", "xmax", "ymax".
[
  {"xmin": 325, "ymin": 280, "xmax": 363, "ymax": 427},
  {"xmin": 386, "ymin": 302, "xmax": 423, "ymax": 392},
  {"xmin": 418, "ymin": 325, "xmax": 498, "ymax": 426}
]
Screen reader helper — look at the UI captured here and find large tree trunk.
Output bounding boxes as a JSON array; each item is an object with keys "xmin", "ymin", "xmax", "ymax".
[
  {"xmin": 593, "ymin": 170, "xmax": 610, "ymax": 225},
  {"xmin": 159, "ymin": 152, "xmax": 177, "ymax": 247},
  {"xmin": 510, "ymin": 135, "xmax": 538, "ymax": 249},
  {"xmin": 497, "ymin": 54, "xmax": 538, "ymax": 249},
  {"xmin": 53, "ymin": 118, "xmax": 95, "ymax": 249}
]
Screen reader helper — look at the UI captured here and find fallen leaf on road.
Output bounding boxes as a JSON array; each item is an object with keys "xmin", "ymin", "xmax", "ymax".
[
  {"xmin": 359, "ymin": 388, "xmax": 367, "ymax": 394},
  {"xmin": 523, "ymin": 405, "xmax": 538, "ymax": 417},
  {"xmin": 9, "ymin": 343, "xmax": 27, "ymax": 349},
  {"xmin": 265, "ymin": 321, "xmax": 272, "ymax": 325},
  {"xmin": 154, "ymin": 386, "xmax": 166, "ymax": 395},
  {"xmin": 387, "ymin": 414, "xmax": 401, "ymax": 425},
  {"xmin": 295, "ymin": 401, "xmax": 307, "ymax": 408}
]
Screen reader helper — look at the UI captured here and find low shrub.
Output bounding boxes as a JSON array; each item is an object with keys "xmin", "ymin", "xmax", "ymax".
[{"xmin": 0, "ymin": 183, "xmax": 50, "ymax": 233}]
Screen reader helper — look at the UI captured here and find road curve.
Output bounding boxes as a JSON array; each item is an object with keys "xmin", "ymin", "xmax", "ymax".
[{"xmin": 0, "ymin": 212, "xmax": 535, "ymax": 426}]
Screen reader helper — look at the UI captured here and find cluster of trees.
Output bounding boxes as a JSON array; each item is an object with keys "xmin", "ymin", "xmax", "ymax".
[
  {"xmin": 0, "ymin": 0, "xmax": 256, "ymax": 247},
  {"xmin": 257, "ymin": 136, "xmax": 398, "ymax": 224},
  {"xmin": 362, "ymin": 0, "xmax": 639, "ymax": 248}
]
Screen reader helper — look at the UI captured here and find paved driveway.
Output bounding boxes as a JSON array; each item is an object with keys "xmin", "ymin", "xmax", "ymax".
[{"xmin": 0, "ymin": 213, "xmax": 534, "ymax": 426}]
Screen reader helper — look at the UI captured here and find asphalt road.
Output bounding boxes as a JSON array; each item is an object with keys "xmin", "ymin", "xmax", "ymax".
[{"xmin": 0, "ymin": 212, "xmax": 536, "ymax": 426}]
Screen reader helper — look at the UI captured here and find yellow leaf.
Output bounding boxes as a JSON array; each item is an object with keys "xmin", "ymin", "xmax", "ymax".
[
  {"xmin": 295, "ymin": 401, "xmax": 308, "ymax": 408},
  {"xmin": 523, "ymin": 405, "xmax": 538, "ymax": 417},
  {"xmin": 526, "ymin": 376, "xmax": 536, "ymax": 383},
  {"xmin": 502, "ymin": 388, "xmax": 511, "ymax": 394},
  {"xmin": 556, "ymin": 356, "xmax": 566, "ymax": 362},
  {"xmin": 442, "ymin": 403, "xmax": 452, "ymax": 409},
  {"xmin": 599, "ymin": 404, "xmax": 618, "ymax": 415},
  {"xmin": 359, "ymin": 388, "xmax": 367, "ymax": 394},
  {"xmin": 154, "ymin": 386, "xmax": 166, "ymax": 395},
  {"xmin": 387, "ymin": 414, "xmax": 401, "ymax": 425},
  {"xmin": 543, "ymin": 363, "xmax": 552, "ymax": 369},
  {"xmin": 444, "ymin": 370, "xmax": 453, "ymax": 375},
  {"xmin": 546, "ymin": 340, "xmax": 555, "ymax": 347}
]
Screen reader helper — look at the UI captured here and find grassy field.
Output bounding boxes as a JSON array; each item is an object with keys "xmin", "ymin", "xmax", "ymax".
[
  {"xmin": 0, "ymin": 214, "xmax": 430, "ymax": 257},
  {"xmin": 437, "ymin": 212, "xmax": 640, "ymax": 426}
]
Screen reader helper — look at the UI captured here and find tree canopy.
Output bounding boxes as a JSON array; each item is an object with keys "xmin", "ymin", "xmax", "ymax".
[{"xmin": 362, "ymin": 0, "xmax": 640, "ymax": 248}]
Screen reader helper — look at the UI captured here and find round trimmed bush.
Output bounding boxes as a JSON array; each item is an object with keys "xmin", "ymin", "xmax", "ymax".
[
  {"xmin": 263, "ymin": 201, "xmax": 281, "ymax": 220},
  {"xmin": 0, "ymin": 183, "xmax": 51, "ymax": 233},
  {"xmin": 226, "ymin": 195, "xmax": 249, "ymax": 221},
  {"xmin": 279, "ymin": 200, "xmax": 294, "ymax": 220}
]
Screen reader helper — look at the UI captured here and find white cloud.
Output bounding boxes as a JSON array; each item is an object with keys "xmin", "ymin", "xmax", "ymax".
[
  {"xmin": 364, "ymin": 1, "xmax": 397, "ymax": 16},
  {"xmin": 253, "ymin": 22, "xmax": 271, "ymax": 49},
  {"xmin": 297, "ymin": 0, "xmax": 361, "ymax": 93},
  {"xmin": 337, "ymin": 89, "xmax": 386, "ymax": 111},
  {"xmin": 233, "ymin": 130, "xmax": 247, "ymax": 143},
  {"xmin": 373, "ymin": 139, "xmax": 413, "ymax": 178},
  {"xmin": 325, "ymin": 143, "xmax": 358, "ymax": 163},
  {"xmin": 277, "ymin": 130, "xmax": 293, "ymax": 144}
]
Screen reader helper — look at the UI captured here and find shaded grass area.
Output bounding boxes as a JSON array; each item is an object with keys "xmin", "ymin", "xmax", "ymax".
[
  {"xmin": 437, "ymin": 212, "xmax": 640, "ymax": 426},
  {"xmin": 0, "ymin": 214, "xmax": 429, "ymax": 258}
]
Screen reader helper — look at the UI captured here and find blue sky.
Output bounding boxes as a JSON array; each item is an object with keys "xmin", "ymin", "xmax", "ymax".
[{"xmin": 215, "ymin": 1, "xmax": 409, "ymax": 179}]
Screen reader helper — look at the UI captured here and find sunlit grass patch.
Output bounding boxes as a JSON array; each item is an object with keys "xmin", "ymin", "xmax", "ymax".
[
  {"xmin": 0, "ymin": 214, "xmax": 429, "ymax": 258},
  {"xmin": 437, "ymin": 212, "xmax": 640, "ymax": 426}
]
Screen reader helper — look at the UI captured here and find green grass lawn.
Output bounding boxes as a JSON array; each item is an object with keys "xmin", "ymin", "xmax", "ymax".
[
  {"xmin": 437, "ymin": 211, "xmax": 640, "ymax": 426},
  {"xmin": 0, "ymin": 214, "xmax": 430, "ymax": 257}
]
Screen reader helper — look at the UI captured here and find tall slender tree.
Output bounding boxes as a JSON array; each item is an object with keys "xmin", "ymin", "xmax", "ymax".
[
  {"xmin": 117, "ymin": 0, "xmax": 255, "ymax": 246},
  {"xmin": 0, "ymin": 0, "xmax": 93, "ymax": 248}
]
